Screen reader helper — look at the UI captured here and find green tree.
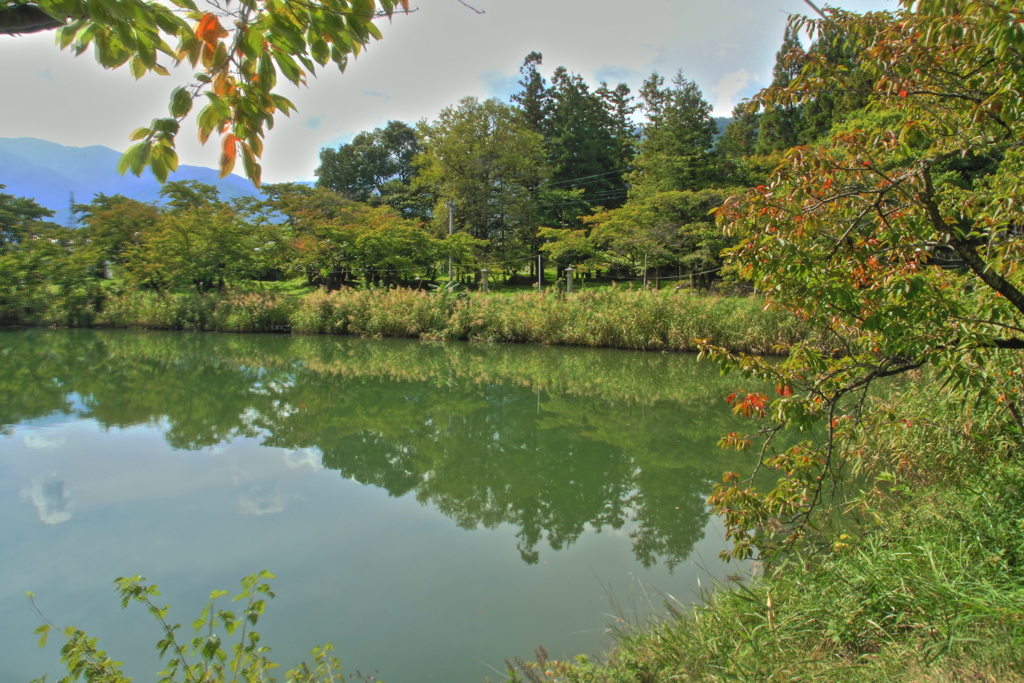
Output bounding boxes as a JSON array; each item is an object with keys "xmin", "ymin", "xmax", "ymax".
[
  {"xmin": 315, "ymin": 120, "xmax": 424, "ymax": 214},
  {"xmin": 413, "ymin": 97, "xmax": 548, "ymax": 257},
  {"xmin": 754, "ymin": 26, "xmax": 804, "ymax": 154},
  {"xmin": 75, "ymin": 194, "xmax": 161, "ymax": 278},
  {"xmin": 627, "ymin": 71, "xmax": 722, "ymax": 198},
  {"xmin": 575, "ymin": 188, "xmax": 734, "ymax": 284},
  {"xmin": 510, "ymin": 51, "xmax": 552, "ymax": 138},
  {"xmin": 130, "ymin": 183, "xmax": 260, "ymax": 291},
  {"xmin": 717, "ymin": 103, "xmax": 759, "ymax": 160},
  {"xmin": 595, "ymin": 80, "xmax": 639, "ymax": 171},
  {"xmin": 0, "ymin": 185, "xmax": 55, "ymax": 255},
  {"xmin": 0, "ymin": 187, "xmax": 72, "ymax": 321},
  {"xmin": 704, "ymin": 0, "xmax": 1024, "ymax": 560},
  {"xmin": 0, "ymin": 0, "xmax": 409, "ymax": 185},
  {"xmin": 547, "ymin": 66, "xmax": 629, "ymax": 211}
]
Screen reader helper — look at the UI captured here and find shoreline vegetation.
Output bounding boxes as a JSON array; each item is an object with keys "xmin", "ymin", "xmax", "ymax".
[{"xmin": 1, "ymin": 287, "xmax": 807, "ymax": 356}]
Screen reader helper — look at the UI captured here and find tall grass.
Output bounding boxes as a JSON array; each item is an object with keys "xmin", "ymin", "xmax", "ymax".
[
  {"xmin": 290, "ymin": 288, "xmax": 806, "ymax": 354},
  {"xmin": 97, "ymin": 290, "xmax": 294, "ymax": 332},
  {"xmin": 4, "ymin": 286, "xmax": 806, "ymax": 353}
]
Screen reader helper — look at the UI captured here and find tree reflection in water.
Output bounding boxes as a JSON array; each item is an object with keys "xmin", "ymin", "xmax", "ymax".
[{"xmin": 0, "ymin": 328, "xmax": 757, "ymax": 568}]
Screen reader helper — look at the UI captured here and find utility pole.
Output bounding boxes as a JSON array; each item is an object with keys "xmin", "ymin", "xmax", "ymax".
[
  {"xmin": 537, "ymin": 254, "xmax": 543, "ymax": 292},
  {"xmin": 446, "ymin": 199, "xmax": 455, "ymax": 287}
]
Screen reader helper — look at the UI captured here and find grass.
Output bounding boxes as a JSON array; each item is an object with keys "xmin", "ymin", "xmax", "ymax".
[
  {"xmin": 5, "ymin": 285, "xmax": 808, "ymax": 355},
  {"xmin": 291, "ymin": 288, "xmax": 806, "ymax": 354}
]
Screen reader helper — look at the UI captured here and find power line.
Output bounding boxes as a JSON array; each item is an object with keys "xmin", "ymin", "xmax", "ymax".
[{"xmin": 544, "ymin": 168, "xmax": 632, "ymax": 187}]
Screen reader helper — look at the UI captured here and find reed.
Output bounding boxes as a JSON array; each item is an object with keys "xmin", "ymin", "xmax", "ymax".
[
  {"xmin": 7, "ymin": 286, "xmax": 807, "ymax": 354},
  {"xmin": 96, "ymin": 290, "xmax": 294, "ymax": 332},
  {"xmin": 292, "ymin": 288, "xmax": 807, "ymax": 354}
]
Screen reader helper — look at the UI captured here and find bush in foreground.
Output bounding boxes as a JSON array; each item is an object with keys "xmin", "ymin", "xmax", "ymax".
[{"xmin": 29, "ymin": 571, "xmax": 361, "ymax": 683}]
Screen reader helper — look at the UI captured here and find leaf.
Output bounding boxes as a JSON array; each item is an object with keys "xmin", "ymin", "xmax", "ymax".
[
  {"xmin": 130, "ymin": 55, "xmax": 146, "ymax": 79},
  {"xmin": 240, "ymin": 144, "xmax": 262, "ymax": 186},
  {"xmin": 220, "ymin": 133, "xmax": 239, "ymax": 177},
  {"xmin": 169, "ymin": 87, "xmax": 193, "ymax": 118},
  {"xmin": 195, "ymin": 13, "xmax": 225, "ymax": 44},
  {"xmin": 35, "ymin": 624, "xmax": 51, "ymax": 649}
]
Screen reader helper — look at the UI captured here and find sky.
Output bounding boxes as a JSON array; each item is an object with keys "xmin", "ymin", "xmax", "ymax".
[{"xmin": 0, "ymin": 0, "xmax": 896, "ymax": 184}]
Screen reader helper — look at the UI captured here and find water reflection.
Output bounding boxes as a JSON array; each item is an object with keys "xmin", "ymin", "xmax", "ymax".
[
  {"xmin": 0, "ymin": 329, "xmax": 756, "ymax": 568},
  {"xmin": 21, "ymin": 478, "xmax": 74, "ymax": 524}
]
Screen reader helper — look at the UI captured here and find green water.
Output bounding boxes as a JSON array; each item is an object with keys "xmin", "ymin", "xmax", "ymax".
[{"xmin": 0, "ymin": 329, "xmax": 755, "ymax": 682}]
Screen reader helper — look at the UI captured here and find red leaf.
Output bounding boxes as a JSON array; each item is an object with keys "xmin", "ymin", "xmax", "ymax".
[{"xmin": 196, "ymin": 13, "xmax": 222, "ymax": 43}]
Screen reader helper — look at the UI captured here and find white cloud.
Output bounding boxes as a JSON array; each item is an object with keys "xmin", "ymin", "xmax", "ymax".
[
  {"xmin": 239, "ymin": 485, "xmax": 286, "ymax": 516},
  {"xmin": 284, "ymin": 448, "xmax": 323, "ymax": 470},
  {"xmin": 23, "ymin": 430, "xmax": 65, "ymax": 450},
  {"xmin": 711, "ymin": 69, "xmax": 754, "ymax": 116},
  {"xmin": 21, "ymin": 478, "xmax": 74, "ymax": 525}
]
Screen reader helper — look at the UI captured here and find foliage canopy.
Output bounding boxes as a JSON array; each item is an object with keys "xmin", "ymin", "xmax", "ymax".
[
  {"xmin": 704, "ymin": 0, "xmax": 1024, "ymax": 560},
  {"xmin": 0, "ymin": 0, "xmax": 409, "ymax": 185}
]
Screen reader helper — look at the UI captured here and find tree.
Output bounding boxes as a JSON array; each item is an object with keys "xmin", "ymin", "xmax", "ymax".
[
  {"xmin": 74, "ymin": 194, "xmax": 161, "ymax": 277},
  {"xmin": 574, "ymin": 188, "xmax": 735, "ymax": 283},
  {"xmin": 755, "ymin": 21, "xmax": 872, "ymax": 154},
  {"xmin": 0, "ymin": 184, "xmax": 56, "ymax": 255},
  {"xmin": 126, "ymin": 181, "xmax": 259, "ymax": 290},
  {"xmin": 413, "ymin": 97, "xmax": 547, "ymax": 257},
  {"xmin": 315, "ymin": 121, "xmax": 430, "ymax": 219},
  {"xmin": 717, "ymin": 103, "xmax": 759, "ymax": 161},
  {"xmin": 510, "ymin": 51, "xmax": 551, "ymax": 138},
  {"xmin": 547, "ymin": 67, "xmax": 629, "ymax": 211},
  {"xmin": 595, "ymin": 80, "xmax": 639, "ymax": 171},
  {"xmin": 704, "ymin": 0, "xmax": 1024, "ymax": 560},
  {"xmin": 0, "ymin": 0, "xmax": 410, "ymax": 185},
  {"xmin": 626, "ymin": 71, "xmax": 721, "ymax": 198},
  {"xmin": 754, "ymin": 26, "xmax": 804, "ymax": 154}
]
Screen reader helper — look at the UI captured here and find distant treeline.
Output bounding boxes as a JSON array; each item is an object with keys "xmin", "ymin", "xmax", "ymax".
[{"xmin": 0, "ymin": 29, "xmax": 869, "ymax": 318}]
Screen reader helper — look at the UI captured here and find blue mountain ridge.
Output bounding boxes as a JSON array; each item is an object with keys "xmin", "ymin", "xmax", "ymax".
[{"xmin": 0, "ymin": 137, "xmax": 263, "ymax": 225}]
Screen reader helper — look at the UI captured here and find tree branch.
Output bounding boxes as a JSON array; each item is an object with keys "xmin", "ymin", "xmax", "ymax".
[
  {"xmin": 0, "ymin": 5, "xmax": 63, "ymax": 34},
  {"xmin": 920, "ymin": 167, "xmax": 1024, "ymax": 319}
]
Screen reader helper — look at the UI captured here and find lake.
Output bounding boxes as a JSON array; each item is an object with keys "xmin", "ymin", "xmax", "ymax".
[{"xmin": 0, "ymin": 329, "xmax": 755, "ymax": 682}]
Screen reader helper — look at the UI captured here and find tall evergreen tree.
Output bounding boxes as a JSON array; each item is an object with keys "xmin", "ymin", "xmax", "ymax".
[
  {"xmin": 718, "ymin": 103, "xmax": 760, "ymax": 159},
  {"xmin": 510, "ymin": 52, "xmax": 552, "ymax": 139},
  {"xmin": 627, "ymin": 71, "xmax": 721, "ymax": 198},
  {"xmin": 596, "ymin": 81, "xmax": 639, "ymax": 170},
  {"xmin": 547, "ymin": 67, "xmax": 627, "ymax": 210},
  {"xmin": 796, "ymin": 18, "xmax": 872, "ymax": 143},
  {"xmin": 755, "ymin": 27, "xmax": 805, "ymax": 154}
]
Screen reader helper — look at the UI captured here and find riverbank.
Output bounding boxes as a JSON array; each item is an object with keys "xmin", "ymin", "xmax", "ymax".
[
  {"xmin": 10, "ymin": 287, "xmax": 807, "ymax": 355},
  {"xmin": 507, "ymin": 377, "xmax": 1024, "ymax": 682}
]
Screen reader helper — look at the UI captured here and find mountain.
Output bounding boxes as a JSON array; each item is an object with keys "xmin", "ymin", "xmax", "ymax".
[{"xmin": 0, "ymin": 137, "xmax": 261, "ymax": 225}]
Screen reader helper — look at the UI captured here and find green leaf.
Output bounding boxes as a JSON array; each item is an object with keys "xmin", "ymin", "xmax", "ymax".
[
  {"xmin": 169, "ymin": 87, "xmax": 193, "ymax": 118},
  {"xmin": 35, "ymin": 624, "xmax": 50, "ymax": 649},
  {"xmin": 310, "ymin": 38, "xmax": 330, "ymax": 66}
]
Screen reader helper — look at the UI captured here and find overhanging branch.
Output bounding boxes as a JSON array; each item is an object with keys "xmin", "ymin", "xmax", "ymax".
[{"xmin": 0, "ymin": 5, "xmax": 63, "ymax": 35}]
